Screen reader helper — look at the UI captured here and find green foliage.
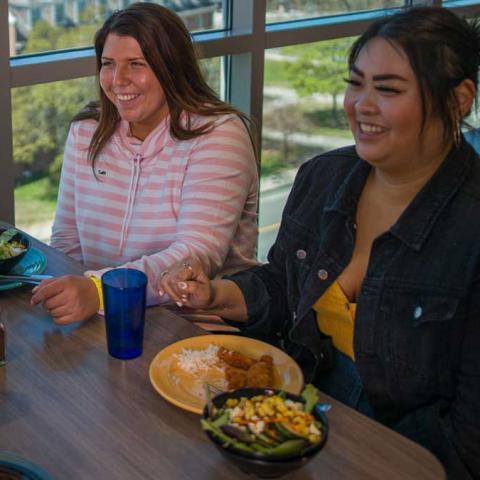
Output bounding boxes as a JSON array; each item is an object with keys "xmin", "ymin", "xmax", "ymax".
[
  {"xmin": 12, "ymin": 77, "xmax": 96, "ymax": 181},
  {"xmin": 284, "ymin": 38, "xmax": 353, "ymax": 127},
  {"xmin": 13, "ymin": 20, "xmax": 98, "ymax": 184},
  {"xmin": 285, "ymin": 38, "xmax": 352, "ymax": 98},
  {"xmin": 264, "ymin": 59, "xmax": 291, "ymax": 87},
  {"xmin": 260, "ymin": 149, "xmax": 289, "ymax": 177},
  {"xmin": 47, "ymin": 153, "xmax": 64, "ymax": 196},
  {"xmin": 23, "ymin": 20, "xmax": 97, "ymax": 53},
  {"xmin": 303, "ymin": 107, "xmax": 350, "ymax": 131}
]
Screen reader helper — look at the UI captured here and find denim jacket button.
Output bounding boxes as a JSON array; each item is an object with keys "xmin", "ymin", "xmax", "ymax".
[
  {"xmin": 413, "ymin": 306, "xmax": 423, "ymax": 319},
  {"xmin": 296, "ymin": 249, "xmax": 307, "ymax": 260},
  {"xmin": 317, "ymin": 269, "xmax": 328, "ymax": 281}
]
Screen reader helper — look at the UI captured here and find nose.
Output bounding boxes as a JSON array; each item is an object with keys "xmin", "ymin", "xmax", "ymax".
[
  {"xmin": 113, "ymin": 65, "xmax": 130, "ymax": 86},
  {"xmin": 354, "ymin": 89, "xmax": 378, "ymax": 115}
]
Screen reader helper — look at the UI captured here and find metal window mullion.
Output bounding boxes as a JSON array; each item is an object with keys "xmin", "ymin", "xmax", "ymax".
[
  {"xmin": 227, "ymin": 0, "xmax": 266, "ymax": 153},
  {"xmin": 1, "ymin": 0, "xmax": 14, "ymax": 224}
]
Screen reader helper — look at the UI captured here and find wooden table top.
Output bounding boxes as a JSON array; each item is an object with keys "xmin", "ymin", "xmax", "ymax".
[{"xmin": 0, "ymin": 231, "xmax": 446, "ymax": 479}]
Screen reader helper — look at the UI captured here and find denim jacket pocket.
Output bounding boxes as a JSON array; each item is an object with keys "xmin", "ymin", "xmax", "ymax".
[{"xmin": 380, "ymin": 286, "xmax": 461, "ymax": 396}]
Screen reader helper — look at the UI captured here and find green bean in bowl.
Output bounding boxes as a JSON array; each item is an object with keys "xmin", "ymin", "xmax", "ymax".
[{"xmin": 201, "ymin": 385, "xmax": 328, "ymax": 478}]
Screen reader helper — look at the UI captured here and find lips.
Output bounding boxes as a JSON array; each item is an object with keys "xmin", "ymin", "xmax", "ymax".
[
  {"xmin": 115, "ymin": 93, "xmax": 140, "ymax": 102},
  {"xmin": 358, "ymin": 122, "xmax": 387, "ymax": 134}
]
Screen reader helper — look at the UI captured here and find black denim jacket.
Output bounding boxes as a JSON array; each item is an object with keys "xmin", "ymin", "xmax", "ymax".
[{"xmin": 228, "ymin": 140, "xmax": 480, "ymax": 479}]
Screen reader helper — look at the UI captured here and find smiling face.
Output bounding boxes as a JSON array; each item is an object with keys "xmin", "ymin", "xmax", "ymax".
[
  {"xmin": 343, "ymin": 37, "xmax": 447, "ymax": 175},
  {"xmin": 99, "ymin": 34, "xmax": 169, "ymax": 140}
]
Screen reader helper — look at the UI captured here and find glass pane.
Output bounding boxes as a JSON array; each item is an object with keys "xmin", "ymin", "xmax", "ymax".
[
  {"xmin": 9, "ymin": 0, "xmax": 227, "ymax": 56},
  {"xmin": 13, "ymin": 57, "xmax": 224, "ymax": 242},
  {"xmin": 266, "ymin": 0, "xmax": 404, "ymax": 22},
  {"xmin": 259, "ymin": 39, "xmax": 355, "ymax": 262},
  {"xmin": 13, "ymin": 76, "xmax": 96, "ymax": 242}
]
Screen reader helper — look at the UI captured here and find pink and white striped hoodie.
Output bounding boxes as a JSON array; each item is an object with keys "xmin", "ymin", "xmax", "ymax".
[{"xmin": 50, "ymin": 113, "xmax": 259, "ymax": 304}]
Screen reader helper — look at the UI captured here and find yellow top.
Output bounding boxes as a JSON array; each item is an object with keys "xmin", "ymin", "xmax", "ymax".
[{"xmin": 312, "ymin": 281, "xmax": 356, "ymax": 360}]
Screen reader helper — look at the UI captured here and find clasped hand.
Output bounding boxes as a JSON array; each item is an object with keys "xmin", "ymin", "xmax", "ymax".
[
  {"xmin": 158, "ymin": 258, "xmax": 213, "ymax": 309},
  {"xmin": 31, "ymin": 275, "xmax": 100, "ymax": 324}
]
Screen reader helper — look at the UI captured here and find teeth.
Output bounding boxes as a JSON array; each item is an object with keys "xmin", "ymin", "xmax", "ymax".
[
  {"xmin": 117, "ymin": 94, "xmax": 138, "ymax": 101},
  {"xmin": 360, "ymin": 122, "xmax": 385, "ymax": 134}
]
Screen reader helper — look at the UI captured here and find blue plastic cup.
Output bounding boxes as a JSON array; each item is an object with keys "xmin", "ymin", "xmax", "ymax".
[{"xmin": 102, "ymin": 268, "xmax": 148, "ymax": 360}]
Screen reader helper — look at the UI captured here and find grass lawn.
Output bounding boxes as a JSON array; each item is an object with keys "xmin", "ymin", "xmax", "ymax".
[{"xmin": 14, "ymin": 177, "xmax": 57, "ymax": 228}]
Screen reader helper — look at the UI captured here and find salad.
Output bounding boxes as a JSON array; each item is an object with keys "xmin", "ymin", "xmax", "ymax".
[
  {"xmin": 201, "ymin": 385, "xmax": 326, "ymax": 458},
  {"xmin": 0, "ymin": 228, "xmax": 26, "ymax": 260}
]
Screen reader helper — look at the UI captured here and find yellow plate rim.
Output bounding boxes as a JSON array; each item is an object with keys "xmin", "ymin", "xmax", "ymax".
[{"xmin": 149, "ymin": 334, "xmax": 304, "ymax": 414}]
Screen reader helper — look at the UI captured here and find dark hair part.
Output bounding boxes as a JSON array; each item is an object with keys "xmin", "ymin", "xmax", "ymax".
[
  {"xmin": 74, "ymin": 2, "xmax": 256, "ymax": 164},
  {"xmin": 348, "ymin": 6, "xmax": 480, "ymax": 143}
]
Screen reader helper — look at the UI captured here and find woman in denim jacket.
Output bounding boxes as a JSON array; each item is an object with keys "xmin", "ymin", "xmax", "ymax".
[{"xmin": 160, "ymin": 7, "xmax": 480, "ymax": 479}]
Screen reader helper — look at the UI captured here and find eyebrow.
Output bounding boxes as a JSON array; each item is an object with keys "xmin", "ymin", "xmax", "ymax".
[
  {"xmin": 350, "ymin": 65, "xmax": 408, "ymax": 82},
  {"xmin": 101, "ymin": 56, "xmax": 145, "ymax": 61}
]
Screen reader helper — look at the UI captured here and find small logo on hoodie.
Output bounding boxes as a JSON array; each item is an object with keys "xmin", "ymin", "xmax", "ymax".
[{"xmin": 97, "ymin": 169, "xmax": 107, "ymax": 176}]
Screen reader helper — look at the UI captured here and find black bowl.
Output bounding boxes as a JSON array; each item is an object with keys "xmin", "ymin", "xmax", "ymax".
[
  {"xmin": 0, "ymin": 229, "xmax": 30, "ymax": 274},
  {"xmin": 202, "ymin": 388, "xmax": 328, "ymax": 479}
]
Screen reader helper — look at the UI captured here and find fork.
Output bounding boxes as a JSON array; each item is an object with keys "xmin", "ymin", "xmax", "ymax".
[
  {"xmin": 0, "ymin": 274, "xmax": 53, "ymax": 285},
  {"xmin": 204, "ymin": 382, "xmax": 223, "ymax": 415}
]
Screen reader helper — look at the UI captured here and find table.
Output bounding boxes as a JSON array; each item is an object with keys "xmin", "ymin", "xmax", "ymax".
[{"xmin": 0, "ymin": 232, "xmax": 446, "ymax": 479}]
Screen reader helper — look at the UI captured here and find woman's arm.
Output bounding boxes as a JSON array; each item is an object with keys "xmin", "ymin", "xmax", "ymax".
[
  {"xmin": 50, "ymin": 122, "xmax": 83, "ymax": 261},
  {"xmin": 87, "ymin": 115, "xmax": 258, "ymax": 304}
]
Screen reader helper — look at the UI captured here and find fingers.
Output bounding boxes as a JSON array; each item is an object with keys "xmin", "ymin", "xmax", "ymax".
[
  {"xmin": 160, "ymin": 275, "xmax": 185, "ymax": 306},
  {"xmin": 42, "ymin": 294, "xmax": 67, "ymax": 313},
  {"xmin": 158, "ymin": 258, "xmax": 195, "ymax": 297},
  {"xmin": 30, "ymin": 275, "xmax": 99, "ymax": 324},
  {"xmin": 48, "ymin": 305, "xmax": 74, "ymax": 324},
  {"xmin": 31, "ymin": 278, "xmax": 65, "ymax": 306}
]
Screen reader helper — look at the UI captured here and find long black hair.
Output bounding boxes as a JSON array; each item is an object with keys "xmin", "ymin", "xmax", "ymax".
[{"xmin": 348, "ymin": 7, "xmax": 480, "ymax": 142}]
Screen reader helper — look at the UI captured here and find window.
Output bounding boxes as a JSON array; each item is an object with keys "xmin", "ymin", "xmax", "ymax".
[
  {"xmin": 13, "ymin": 76, "xmax": 95, "ymax": 241},
  {"xmin": 9, "ymin": 0, "xmax": 227, "ymax": 56},
  {"xmin": 258, "ymin": 39, "xmax": 355, "ymax": 261},
  {"xmin": 266, "ymin": 0, "xmax": 404, "ymax": 23}
]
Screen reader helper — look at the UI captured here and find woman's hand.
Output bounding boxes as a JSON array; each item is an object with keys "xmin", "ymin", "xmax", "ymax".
[
  {"xmin": 31, "ymin": 275, "xmax": 100, "ymax": 324},
  {"xmin": 158, "ymin": 258, "xmax": 214, "ymax": 309},
  {"xmin": 158, "ymin": 258, "xmax": 248, "ymax": 322}
]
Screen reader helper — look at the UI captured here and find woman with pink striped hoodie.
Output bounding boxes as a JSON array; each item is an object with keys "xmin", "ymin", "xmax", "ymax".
[{"xmin": 30, "ymin": 3, "xmax": 258, "ymax": 324}]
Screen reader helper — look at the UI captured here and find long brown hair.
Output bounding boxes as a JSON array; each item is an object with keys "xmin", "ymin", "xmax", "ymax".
[{"xmin": 74, "ymin": 2, "xmax": 256, "ymax": 164}]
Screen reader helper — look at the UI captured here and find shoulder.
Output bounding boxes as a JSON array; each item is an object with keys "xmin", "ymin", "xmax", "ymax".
[
  {"xmin": 68, "ymin": 118, "xmax": 98, "ymax": 151},
  {"xmin": 293, "ymin": 145, "xmax": 360, "ymax": 191},
  {"xmin": 188, "ymin": 113, "xmax": 254, "ymax": 159},
  {"xmin": 189, "ymin": 112, "xmax": 249, "ymax": 137}
]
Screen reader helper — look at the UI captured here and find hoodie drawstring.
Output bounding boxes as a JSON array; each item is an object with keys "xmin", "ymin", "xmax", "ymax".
[{"xmin": 119, "ymin": 153, "xmax": 142, "ymax": 254}]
